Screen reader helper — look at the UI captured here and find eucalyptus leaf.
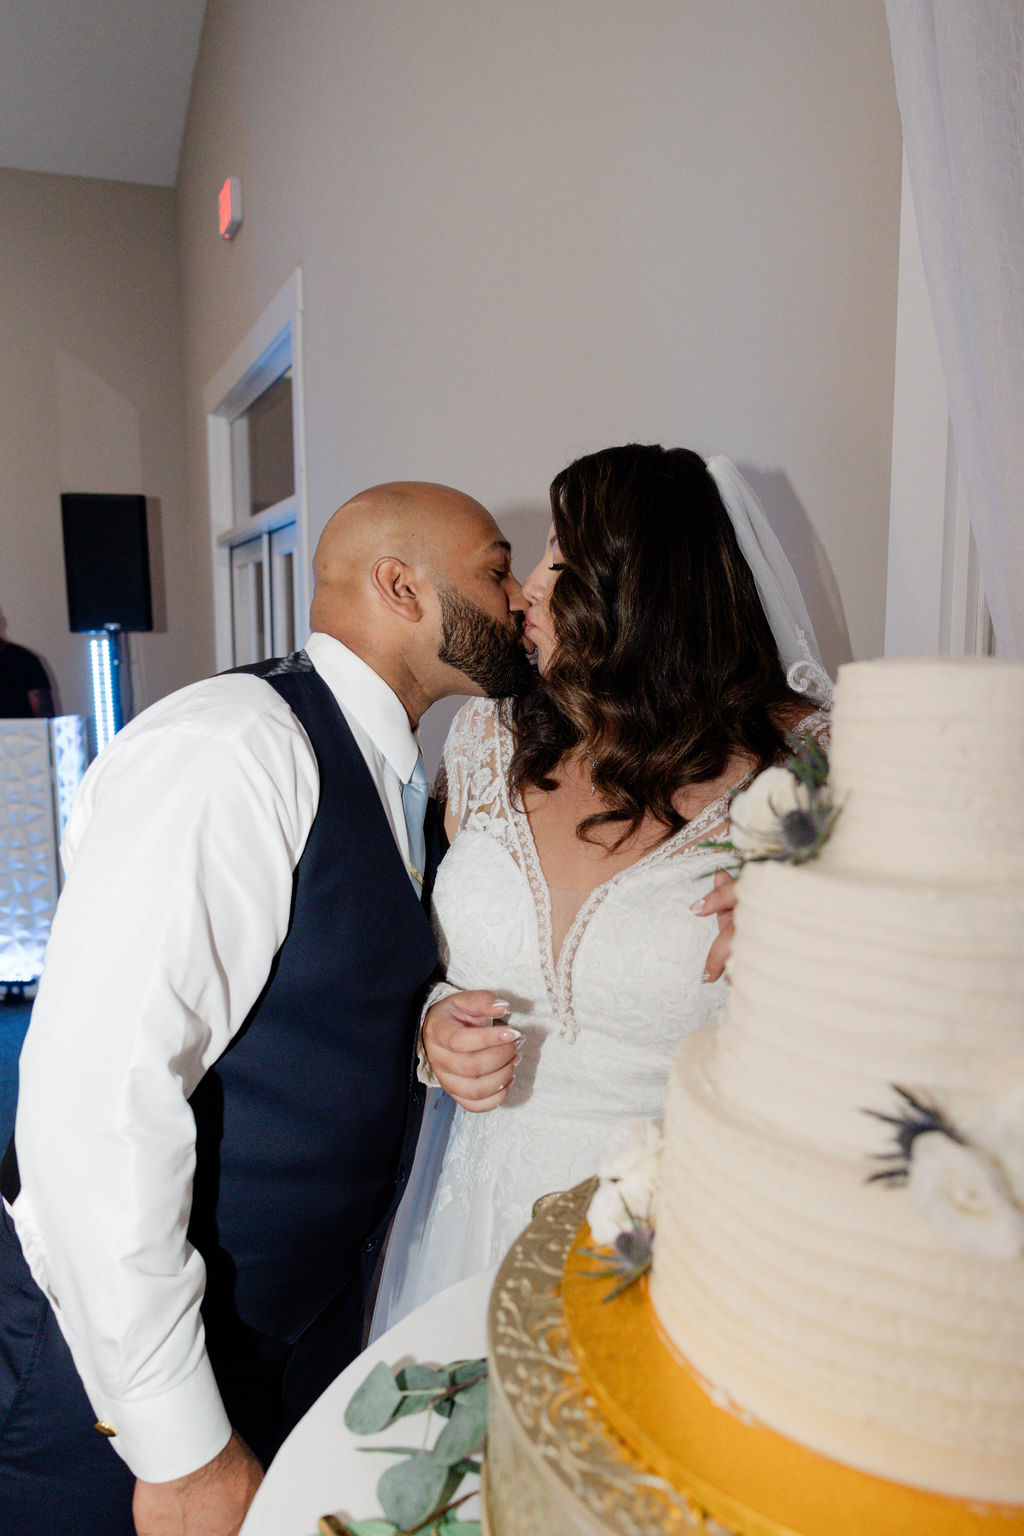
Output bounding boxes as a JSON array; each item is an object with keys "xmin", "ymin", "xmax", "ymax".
[
  {"xmin": 397, "ymin": 1364, "xmax": 450, "ymax": 1393},
  {"xmin": 449, "ymin": 1359, "xmax": 487, "ymax": 1386},
  {"xmin": 448, "ymin": 1458, "xmax": 482, "ymax": 1477},
  {"xmin": 344, "ymin": 1362, "xmax": 404, "ymax": 1434},
  {"xmin": 431, "ymin": 1399, "xmax": 486, "ymax": 1464},
  {"xmin": 378, "ymin": 1452, "xmax": 449, "ymax": 1529},
  {"xmin": 452, "ymin": 1378, "xmax": 487, "ymax": 1416},
  {"xmin": 406, "ymin": 1504, "xmax": 478, "ymax": 1535},
  {"xmin": 432, "ymin": 1393, "xmax": 456, "ymax": 1419},
  {"xmin": 393, "ymin": 1364, "xmax": 451, "ymax": 1420},
  {"xmin": 344, "ymin": 1522, "xmax": 399, "ymax": 1536},
  {"xmin": 432, "ymin": 1512, "xmax": 482, "ymax": 1534}
]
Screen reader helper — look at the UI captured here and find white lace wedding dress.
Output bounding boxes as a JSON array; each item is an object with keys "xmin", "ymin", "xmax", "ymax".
[{"xmin": 372, "ymin": 697, "xmax": 828, "ymax": 1333}]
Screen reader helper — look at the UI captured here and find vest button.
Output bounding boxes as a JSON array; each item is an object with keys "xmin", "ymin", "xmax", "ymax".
[{"xmin": 396, "ymin": 1165, "xmax": 407, "ymax": 1184}]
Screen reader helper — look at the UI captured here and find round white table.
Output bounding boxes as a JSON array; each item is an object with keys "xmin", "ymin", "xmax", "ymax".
[{"xmin": 239, "ymin": 1266, "xmax": 496, "ymax": 1536}]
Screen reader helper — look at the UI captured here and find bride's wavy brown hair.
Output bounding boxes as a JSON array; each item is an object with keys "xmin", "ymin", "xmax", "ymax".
[{"xmin": 506, "ymin": 444, "xmax": 811, "ymax": 845}]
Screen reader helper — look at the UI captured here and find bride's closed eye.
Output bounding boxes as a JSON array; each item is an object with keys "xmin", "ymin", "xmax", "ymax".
[{"xmin": 549, "ymin": 562, "xmax": 566, "ymax": 572}]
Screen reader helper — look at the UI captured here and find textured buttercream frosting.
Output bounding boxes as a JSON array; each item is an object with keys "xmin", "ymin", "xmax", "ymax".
[
  {"xmin": 824, "ymin": 657, "xmax": 1024, "ymax": 881},
  {"xmin": 709, "ymin": 860, "xmax": 1024, "ymax": 1157},
  {"xmin": 652, "ymin": 1037, "xmax": 1024, "ymax": 1504},
  {"xmin": 650, "ymin": 657, "xmax": 1024, "ymax": 1505}
]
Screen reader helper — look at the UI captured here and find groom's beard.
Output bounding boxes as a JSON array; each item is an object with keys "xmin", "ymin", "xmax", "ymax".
[{"xmin": 437, "ymin": 584, "xmax": 534, "ymax": 699}]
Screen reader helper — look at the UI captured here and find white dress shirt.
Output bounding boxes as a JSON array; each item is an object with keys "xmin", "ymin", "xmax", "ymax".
[
  {"xmin": 304, "ymin": 631, "xmax": 421, "ymax": 873},
  {"xmin": 8, "ymin": 633, "xmax": 420, "ymax": 1482}
]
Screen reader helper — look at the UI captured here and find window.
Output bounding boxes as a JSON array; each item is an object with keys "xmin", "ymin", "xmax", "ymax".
[
  {"xmin": 204, "ymin": 271, "xmax": 309, "ymax": 670},
  {"xmin": 232, "ymin": 369, "xmax": 295, "ymax": 520}
]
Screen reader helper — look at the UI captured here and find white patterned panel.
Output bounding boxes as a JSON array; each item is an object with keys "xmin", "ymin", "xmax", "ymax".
[
  {"xmin": 51, "ymin": 714, "xmax": 88, "ymax": 843},
  {"xmin": 0, "ymin": 721, "xmax": 61, "ymax": 981}
]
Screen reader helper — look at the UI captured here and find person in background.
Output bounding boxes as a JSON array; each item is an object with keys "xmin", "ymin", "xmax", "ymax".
[{"xmin": 0, "ymin": 620, "xmax": 55, "ymax": 718}]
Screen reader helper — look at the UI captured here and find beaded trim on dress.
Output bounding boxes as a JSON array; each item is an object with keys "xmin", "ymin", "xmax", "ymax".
[{"xmin": 441, "ymin": 699, "xmax": 829, "ymax": 1044}]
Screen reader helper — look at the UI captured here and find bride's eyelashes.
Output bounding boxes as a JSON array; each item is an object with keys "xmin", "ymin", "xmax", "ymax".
[{"xmin": 548, "ymin": 562, "xmax": 566, "ymax": 572}]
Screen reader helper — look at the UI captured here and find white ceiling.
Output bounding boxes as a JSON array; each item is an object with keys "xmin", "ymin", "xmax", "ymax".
[{"xmin": 0, "ymin": 0, "xmax": 207, "ymax": 187}]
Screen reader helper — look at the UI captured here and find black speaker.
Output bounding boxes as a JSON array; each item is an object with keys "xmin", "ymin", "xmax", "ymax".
[{"xmin": 60, "ymin": 493, "xmax": 153, "ymax": 633}]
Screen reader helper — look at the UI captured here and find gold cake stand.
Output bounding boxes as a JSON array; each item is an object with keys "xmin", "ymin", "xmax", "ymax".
[
  {"xmin": 560, "ymin": 1205, "xmax": 1024, "ymax": 1536},
  {"xmin": 486, "ymin": 1180, "xmax": 1024, "ymax": 1536},
  {"xmin": 486, "ymin": 1179, "xmax": 728, "ymax": 1535}
]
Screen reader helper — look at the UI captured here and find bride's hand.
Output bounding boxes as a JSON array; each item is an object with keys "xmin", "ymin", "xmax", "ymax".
[
  {"xmin": 422, "ymin": 991, "xmax": 521, "ymax": 1112},
  {"xmin": 694, "ymin": 869, "xmax": 739, "ymax": 983}
]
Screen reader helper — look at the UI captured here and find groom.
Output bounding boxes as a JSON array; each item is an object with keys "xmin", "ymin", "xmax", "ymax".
[{"xmin": 0, "ymin": 482, "xmax": 530, "ymax": 1536}]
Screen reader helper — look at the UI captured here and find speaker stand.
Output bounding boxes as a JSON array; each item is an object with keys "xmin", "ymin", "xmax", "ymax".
[{"xmin": 89, "ymin": 625, "xmax": 127, "ymax": 753}]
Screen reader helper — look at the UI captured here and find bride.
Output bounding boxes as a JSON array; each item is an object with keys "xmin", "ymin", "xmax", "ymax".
[{"xmin": 374, "ymin": 443, "xmax": 831, "ymax": 1330}]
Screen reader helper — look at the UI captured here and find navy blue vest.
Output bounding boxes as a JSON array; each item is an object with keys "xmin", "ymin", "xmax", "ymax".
[{"xmin": 187, "ymin": 653, "xmax": 441, "ymax": 1343}]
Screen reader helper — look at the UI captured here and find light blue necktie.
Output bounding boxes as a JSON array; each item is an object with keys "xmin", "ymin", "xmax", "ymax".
[{"xmin": 402, "ymin": 753, "xmax": 429, "ymax": 888}]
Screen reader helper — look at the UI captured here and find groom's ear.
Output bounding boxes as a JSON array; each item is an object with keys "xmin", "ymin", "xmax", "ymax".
[{"xmin": 370, "ymin": 556, "xmax": 427, "ymax": 622}]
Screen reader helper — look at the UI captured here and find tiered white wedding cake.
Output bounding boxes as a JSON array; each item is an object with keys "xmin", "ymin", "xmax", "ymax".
[{"xmin": 651, "ymin": 657, "xmax": 1024, "ymax": 1507}]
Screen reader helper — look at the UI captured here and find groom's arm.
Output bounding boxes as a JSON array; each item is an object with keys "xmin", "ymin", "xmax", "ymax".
[
  {"xmin": 133, "ymin": 1431, "xmax": 263, "ymax": 1536},
  {"xmin": 12, "ymin": 692, "xmax": 317, "ymax": 1489}
]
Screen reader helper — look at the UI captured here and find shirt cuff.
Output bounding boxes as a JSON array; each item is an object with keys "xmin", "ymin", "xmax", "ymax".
[
  {"xmin": 95, "ymin": 1355, "xmax": 234, "ymax": 1483},
  {"xmin": 416, "ymin": 980, "xmax": 462, "ymax": 1087}
]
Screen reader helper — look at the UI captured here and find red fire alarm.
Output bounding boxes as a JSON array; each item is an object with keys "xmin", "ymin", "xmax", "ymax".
[{"xmin": 218, "ymin": 177, "xmax": 243, "ymax": 240}]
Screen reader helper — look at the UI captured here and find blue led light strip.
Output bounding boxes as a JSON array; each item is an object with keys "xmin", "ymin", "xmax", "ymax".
[{"xmin": 89, "ymin": 632, "xmax": 119, "ymax": 752}]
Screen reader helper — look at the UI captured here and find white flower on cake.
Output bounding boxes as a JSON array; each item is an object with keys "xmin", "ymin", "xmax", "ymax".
[
  {"xmin": 908, "ymin": 1132, "xmax": 1024, "ymax": 1261},
  {"xmin": 729, "ymin": 767, "xmax": 804, "ymax": 858},
  {"xmin": 586, "ymin": 1118, "xmax": 663, "ymax": 1246},
  {"xmin": 716, "ymin": 736, "xmax": 837, "ymax": 866}
]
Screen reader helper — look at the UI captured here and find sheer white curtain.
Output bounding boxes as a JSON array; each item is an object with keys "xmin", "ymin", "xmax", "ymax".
[{"xmin": 885, "ymin": 0, "xmax": 1024, "ymax": 657}]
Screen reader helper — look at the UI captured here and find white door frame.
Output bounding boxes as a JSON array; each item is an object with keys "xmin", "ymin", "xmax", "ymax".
[{"xmin": 203, "ymin": 269, "xmax": 310, "ymax": 671}]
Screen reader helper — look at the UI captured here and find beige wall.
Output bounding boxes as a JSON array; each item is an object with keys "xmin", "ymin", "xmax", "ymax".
[
  {"xmin": 0, "ymin": 168, "xmax": 195, "ymax": 725},
  {"xmin": 177, "ymin": 0, "xmax": 902, "ymax": 752}
]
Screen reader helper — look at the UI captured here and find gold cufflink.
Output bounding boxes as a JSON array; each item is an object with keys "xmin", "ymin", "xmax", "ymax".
[{"xmin": 94, "ymin": 1420, "xmax": 118, "ymax": 1437}]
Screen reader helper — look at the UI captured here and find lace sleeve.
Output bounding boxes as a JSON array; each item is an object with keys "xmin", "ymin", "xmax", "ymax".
[
  {"xmin": 417, "ymin": 700, "xmax": 506, "ymax": 1085},
  {"xmin": 437, "ymin": 698, "xmax": 503, "ymax": 832}
]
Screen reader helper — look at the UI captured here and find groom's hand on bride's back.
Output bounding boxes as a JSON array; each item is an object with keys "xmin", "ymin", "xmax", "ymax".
[{"xmin": 422, "ymin": 991, "xmax": 521, "ymax": 1112}]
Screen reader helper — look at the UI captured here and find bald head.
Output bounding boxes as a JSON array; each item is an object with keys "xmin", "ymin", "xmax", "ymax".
[
  {"xmin": 308, "ymin": 480, "xmax": 526, "ymax": 723},
  {"xmin": 311, "ymin": 481, "xmax": 498, "ymax": 615}
]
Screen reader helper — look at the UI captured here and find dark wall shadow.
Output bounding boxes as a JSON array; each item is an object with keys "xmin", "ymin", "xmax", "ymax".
[{"xmin": 736, "ymin": 463, "xmax": 853, "ymax": 680}]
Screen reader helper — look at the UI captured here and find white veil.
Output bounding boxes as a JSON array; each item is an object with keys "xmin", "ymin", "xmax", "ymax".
[{"xmin": 705, "ymin": 456, "xmax": 833, "ymax": 709}]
